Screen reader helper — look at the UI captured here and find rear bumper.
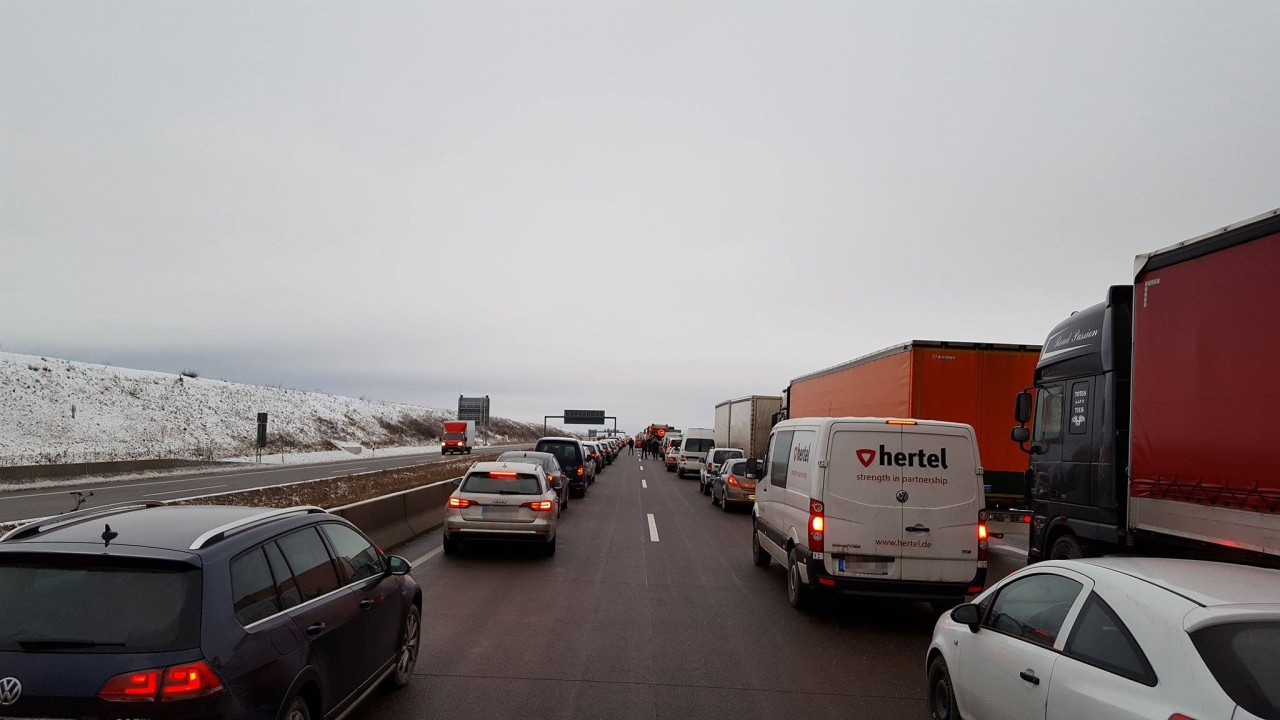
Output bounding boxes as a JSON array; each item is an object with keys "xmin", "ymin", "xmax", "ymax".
[
  {"xmin": 723, "ymin": 487, "xmax": 757, "ymax": 503},
  {"xmin": 797, "ymin": 548, "xmax": 985, "ymax": 600}
]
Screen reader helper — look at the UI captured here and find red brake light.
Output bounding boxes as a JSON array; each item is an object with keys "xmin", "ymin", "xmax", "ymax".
[
  {"xmin": 727, "ymin": 475, "xmax": 740, "ymax": 487},
  {"xmin": 100, "ymin": 668, "xmax": 162, "ymax": 701},
  {"xmin": 161, "ymin": 661, "xmax": 223, "ymax": 700},
  {"xmin": 978, "ymin": 518, "xmax": 989, "ymax": 561},
  {"xmin": 448, "ymin": 496, "xmax": 474, "ymax": 508},
  {"xmin": 807, "ymin": 499, "xmax": 824, "ymax": 552},
  {"xmin": 1168, "ymin": 715, "xmax": 1199, "ymax": 720},
  {"xmin": 576, "ymin": 467, "xmax": 584, "ymax": 476},
  {"xmin": 489, "ymin": 471, "xmax": 517, "ymax": 478},
  {"xmin": 523, "ymin": 500, "xmax": 554, "ymax": 511}
]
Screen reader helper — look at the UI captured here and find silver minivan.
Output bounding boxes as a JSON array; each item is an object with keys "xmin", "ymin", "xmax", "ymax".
[{"xmin": 748, "ymin": 417, "xmax": 987, "ymax": 610}]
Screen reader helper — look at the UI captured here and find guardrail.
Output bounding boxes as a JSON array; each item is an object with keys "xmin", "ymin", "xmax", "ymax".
[
  {"xmin": 327, "ymin": 476, "xmax": 459, "ymax": 548},
  {"xmin": 0, "ymin": 458, "xmax": 231, "ymax": 482}
]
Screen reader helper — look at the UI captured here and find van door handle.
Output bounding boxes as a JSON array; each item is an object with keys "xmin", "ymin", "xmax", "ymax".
[
  {"xmin": 904, "ymin": 525, "xmax": 930, "ymax": 533},
  {"xmin": 305, "ymin": 622, "xmax": 327, "ymax": 637},
  {"xmin": 1019, "ymin": 670, "xmax": 1040, "ymax": 685}
]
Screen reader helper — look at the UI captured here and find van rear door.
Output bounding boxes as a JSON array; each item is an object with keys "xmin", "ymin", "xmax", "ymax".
[
  {"xmin": 898, "ymin": 425, "xmax": 982, "ymax": 583},
  {"xmin": 822, "ymin": 422, "xmax": 904, "ymax": 580}
]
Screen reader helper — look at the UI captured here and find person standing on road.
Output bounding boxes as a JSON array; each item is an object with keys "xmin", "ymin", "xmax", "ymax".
[{"xmin": 627, "ymin": 437, "xmax": 635, "ymax": 455}]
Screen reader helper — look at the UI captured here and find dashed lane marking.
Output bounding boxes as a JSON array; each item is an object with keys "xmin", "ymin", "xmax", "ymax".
[
  {"xmin": 647, "ymin": 513, "xmax": 659, "ymax": 542},
  {"xmin": 642, "ymin": 479, "xmax": 647, "ymax": 488}
]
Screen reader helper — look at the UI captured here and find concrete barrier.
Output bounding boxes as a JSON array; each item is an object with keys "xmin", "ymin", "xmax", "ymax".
[
  {"xmin": 330, "ymin": 477, "xmax": 459, "ymax": 549},
  {"xmin": 0, "ymin": 458, "xmax": 231, "ymax": 482}
]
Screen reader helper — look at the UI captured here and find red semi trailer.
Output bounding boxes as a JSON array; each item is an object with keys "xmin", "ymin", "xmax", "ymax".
[{"xmin": 1012, "ymin": 207, "xmax": 1280, "ymax": 565}]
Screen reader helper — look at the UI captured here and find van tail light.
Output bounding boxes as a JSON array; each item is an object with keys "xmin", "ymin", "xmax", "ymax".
[
  {"xmin": 978, "ymin": 516, "xmax": 989, "ymax": 561},
  {"xmin": 448, "ymin": 496, "xmax": 474, "ymax": 508},
  {"xmin": 727, "ymin": 475, "xmax": 740, "ymax": 488},
  {"xmin": 1168, "ymin": 715, "xmax": 1198, "ymax": 720},
  {"xmin": 808, "ymin": 499, "xmax": 825, "ymax": 553},
  {"xmin": 100, "ymin": 660, "xmax": 223, "ymax": 702},
  {"xmin": 523, "ymin": 500, "xmax": 554, "ymax": 511}
]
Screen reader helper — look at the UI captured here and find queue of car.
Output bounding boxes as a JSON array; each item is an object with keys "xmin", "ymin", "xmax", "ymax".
[{"xmin": 651, "ymin": 416, "xmax": 1280, "ymax": 720}]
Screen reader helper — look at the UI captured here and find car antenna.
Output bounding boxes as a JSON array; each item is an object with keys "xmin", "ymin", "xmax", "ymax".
[{"xmin": 101, "ymin": 524, "xmax": 118, "ymax": 547}]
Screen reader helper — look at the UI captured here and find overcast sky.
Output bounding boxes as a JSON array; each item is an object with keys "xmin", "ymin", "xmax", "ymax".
[{"xmin": 3, "ymin": 1, "xmax": 1278, "ymax": 432}]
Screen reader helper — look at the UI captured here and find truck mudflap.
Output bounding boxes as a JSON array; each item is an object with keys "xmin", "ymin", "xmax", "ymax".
[{"xmin": 795, "ymin": 546, "xmax": 986, "ymax": 599}]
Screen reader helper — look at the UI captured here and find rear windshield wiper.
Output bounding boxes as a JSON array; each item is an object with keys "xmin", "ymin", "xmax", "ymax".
[
  {"xmin": 497, "ymin": 490, "xmax": 528, "ymax": 495},
  {"xmin": 15, "ymin": 637, "xmax": 125, "ymax": 651}
]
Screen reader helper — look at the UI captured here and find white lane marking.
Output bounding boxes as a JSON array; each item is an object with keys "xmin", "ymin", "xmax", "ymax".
[
  {"xmin": 143, "ymin": 484, "xmax": 227, "ymax": 497},
  {"xmin": 641, "ymin": 479, "xmax": 647, "ymax": 489},
  {"xmin": 991, "ymin": 544, "xmax": 1027, "ymax": 558},
  {"xmin": 410, "ymin": 545, "xmax": 444, "ymax": 567},
  {"xmin": 639, "ymin": 466, "xmax": 644, "ymax": 471},
  {"xmin": 647, "ymin": 513, "xmax": 659, "ymax": 542}
]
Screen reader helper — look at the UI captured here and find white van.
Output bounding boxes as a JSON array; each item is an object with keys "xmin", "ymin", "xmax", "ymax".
[
  {"xmin": 676, "ymin": 427, "xmax": 715, "ymax": 479},
  {"xmin": 748, "ymin": 417, "xmax": 987, "ymax": 610}
]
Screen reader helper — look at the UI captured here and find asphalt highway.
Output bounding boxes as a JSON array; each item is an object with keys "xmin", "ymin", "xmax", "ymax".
[
  {"xmin": 355, "ymin": 450, "xmax": 1025, "ymax": 720},
  {"xmin": 0, "ymin": 444, "xmax": 531, "ymax": 522}
]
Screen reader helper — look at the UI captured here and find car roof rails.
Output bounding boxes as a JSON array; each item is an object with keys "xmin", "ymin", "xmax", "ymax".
[
  {"xmin": 0, "ymin": 500, "xmax": 169, "ymax": 543},
  {"xmin": 189, "ymin": 506, "xmax": 328, "ymax": 551}
]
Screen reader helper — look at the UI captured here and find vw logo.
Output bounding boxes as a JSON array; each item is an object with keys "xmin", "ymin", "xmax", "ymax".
[
  {"xmin": 0, "ymin": 677, "xmax": 21, "ymax": 706},
  {"xmin": 896, "ymin": 490, "xmax": 909, "ymax": 504}
]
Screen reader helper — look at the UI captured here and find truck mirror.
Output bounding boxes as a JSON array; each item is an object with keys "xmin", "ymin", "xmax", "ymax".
[
  {"xmin": 1010, "ymin": 427, "xmax": 1030, "ymax": 444},
  {"xmin": 1014, "ymin": 391, "xmax": 1033, "ymax": 424}
]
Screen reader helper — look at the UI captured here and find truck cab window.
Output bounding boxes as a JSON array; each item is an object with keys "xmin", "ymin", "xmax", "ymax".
[{"xmin": 1035, "ymin": 385, "xmax": 1065, "ymax": 441}]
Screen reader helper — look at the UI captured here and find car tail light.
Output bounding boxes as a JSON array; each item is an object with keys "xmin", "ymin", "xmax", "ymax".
[
  {"xmin": 727, "ymin": 474, "xmax": 740, "ymax": 488},
  {"xmin": 100, "ymin": 660, "xmax": 223, "ymax": 702},
  {"xmin": 808, "ymin": 499, "xmax": 824, "ymax": 553},
  {"xmin": 100, "ymin": 668, "xmax": 162, "ymax": 701},
  {"xmin": 1168, "ymin": 715, "xmax": 1199, "ymax": 720},
  {"xmin": 161, "ymin": 661, "xmax": 224, "ymax": 700},
  {"xmin": 448, "ymin": 496, "xmax": 474, "ymax": 508},
  {"xmin": 489, "ymin": 471, "xmax": 517, "ymax": 478},
  {"xmin": 523, "ymin": 500, "xmax": 554, "ymax": 511},
  {"xmin": 576, "ymin": 467, "xmax": 583, "ymax": 477}
]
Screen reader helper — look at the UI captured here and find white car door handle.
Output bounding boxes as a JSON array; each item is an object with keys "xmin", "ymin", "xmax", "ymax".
[{"xmin": 1018, "ymin": 670, "xmax": 1040, "ymax": 686}]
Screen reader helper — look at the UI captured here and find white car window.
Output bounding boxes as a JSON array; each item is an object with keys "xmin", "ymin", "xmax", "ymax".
[
  {"xmin": 1063, "ymin": 593, "xmax": 1157, "ymax": 686},
  {"xmin": 983, "ymin": 573, "xmax": 1083, "ymax": 648}
]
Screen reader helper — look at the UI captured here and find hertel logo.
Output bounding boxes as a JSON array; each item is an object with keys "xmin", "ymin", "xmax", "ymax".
[
  {"xmin": 0, "ymin": 677, "xmax": 20, "ymax": 707},
  {"xmin": 792, "ymin": 444, "xmax": 811, "ymax": 463},
  {"xmin": 856, "ymin": 445, "xmax": 949, "ymax": 470}
]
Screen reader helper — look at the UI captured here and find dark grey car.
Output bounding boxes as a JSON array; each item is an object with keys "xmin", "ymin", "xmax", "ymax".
[{"xmin": 497, "ymin": 450, "xmax": 569, "ymax": 514}]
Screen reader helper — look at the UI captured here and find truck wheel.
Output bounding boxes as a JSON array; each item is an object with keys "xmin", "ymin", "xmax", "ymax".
[
  {"xmin": 1049, "ymin": 534, "xmax": 1087, "ymax": 560},
  {"xmin": 752, "ymin": 524, "xmax": 771, "ymax": 568},
  {"xmin": 787, "ymin": 549, "xmax": 814, "ymax": 610}
]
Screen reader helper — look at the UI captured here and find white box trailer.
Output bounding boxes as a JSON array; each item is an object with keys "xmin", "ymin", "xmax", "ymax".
[{"xmin": 714, "ymin": 395, "xmax": 782, "ymax": 459}]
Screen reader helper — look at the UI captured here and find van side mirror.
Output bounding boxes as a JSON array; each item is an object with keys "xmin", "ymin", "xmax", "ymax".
[
  {"xmin": 1010, "ymin": 427, "xmax": 1030, "ymax": 444},
  {"xmin": 1014, "ymin": 391, "xmax": 1033, "ymax": 424},
  {"xmin": 744, "ymin": 458, "xmax": 762, "ymax": 479},
  {"xmin": 950, "ymin": 603, "xmax": 982, "ymax": 632}
]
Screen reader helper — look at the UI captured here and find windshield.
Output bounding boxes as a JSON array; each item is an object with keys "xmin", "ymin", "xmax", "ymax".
[
  {"xmin": 444, "ymin": 433, "xmax": 467, "ymax": 440},
  {"xmin": 1192, "ymin": 621, "xmax": 1280, "ymax": 719},
  {"xmin": 0, "ymin": 561, "xmax": 201, "ymax": 653},
  {"xmin": 684, "ymin": 439, "xmax": 714, "ymax": 453},
  {"xmin": 461, "ymin": 472, "xmax": 542, "ymax": 495},
  {"xmin": 536, "ymin": 441, "xmax": 581, "ymax": 467}
]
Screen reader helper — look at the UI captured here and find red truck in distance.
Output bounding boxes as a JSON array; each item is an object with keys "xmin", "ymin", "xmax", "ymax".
[{"xmin": 441, "ymin": 420, "xmax": 475, "ymax": 455}]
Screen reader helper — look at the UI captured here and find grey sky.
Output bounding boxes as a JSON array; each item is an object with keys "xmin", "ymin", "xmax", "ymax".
[{"xmin": 3, "ymin": 1, "xmax": 1278, "ymax": 432}]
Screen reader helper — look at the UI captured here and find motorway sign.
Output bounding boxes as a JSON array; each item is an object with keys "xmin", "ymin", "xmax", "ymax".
[{"xmin": 564, "ymin": 409, "xmax": 606, "ymax": 425}]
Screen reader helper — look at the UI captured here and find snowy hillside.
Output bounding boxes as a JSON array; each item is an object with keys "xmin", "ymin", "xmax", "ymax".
[{"xmin": 0, "ymin": 353, "xmax": 547, "ymax": 466}]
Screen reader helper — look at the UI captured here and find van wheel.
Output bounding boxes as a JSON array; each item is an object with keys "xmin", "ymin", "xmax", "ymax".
[
  {"xmin": 282, "ymin": 695, "xmax": 311, "ymax": 720},
  {"xmin": 787, "ymin": 550, "xmax": 814, "ymax": 610},
  {"xmin": 752, "ymin": 525, "xmax": 771, "ymax": 568},
  {"xmin": 927, "ymin": 656, "xmax": 960, "ymax": 720},
  {"xmin": 1049, "ymin": 534, "xmax": 1087, "ymax": 560}
]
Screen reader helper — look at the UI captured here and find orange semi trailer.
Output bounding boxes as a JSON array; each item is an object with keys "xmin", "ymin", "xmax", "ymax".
[{"xmin": 784, "ymin": 341, "xmax": 1040, "ymax": 508}]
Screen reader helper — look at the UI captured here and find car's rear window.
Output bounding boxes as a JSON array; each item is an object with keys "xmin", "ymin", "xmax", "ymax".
[
  {"xmin": 1191, "ymin": 621, "xmax": 1280, "ymax": 719},
  {"xmin": 462, "ymin": 471, "xmax": 542, "ymax": 495},
  {"xmin": 537, "ymin": 441, "xmax": 581, "ymax": 466},
  {"xmin": 0, "ymin": 561, "xmax": 201, "ymax": 653},
  {"xmin": 713, "ymin": 449, "xmax": 743, "ymax": 463},
  {"xmin": 684, "ymin": 439, "xmax": 715, "ymax": 453},
  {"xmin": 722, "ymin": 460, "xmax": 747, "ymax": 475}
]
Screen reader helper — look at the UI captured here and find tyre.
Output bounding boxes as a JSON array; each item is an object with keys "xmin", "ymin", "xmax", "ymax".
[
  {"xmin": 543, "ymin": 536, "xmax": 557, "ymax": 556},
  {"xmin": 721, "ymin": 494, "xmax": 732, "ymax": 512},
  {"xmin": 442, "ymin": 534, "xmax": 459, "ymax": 555},
  {"xmin": 787, "ymin": 549, "xmax": 814, "ymax": 610},
  {"xmin": 1049, "ymin": 534, "xmax": 1086, "ymax": 560},
  {"xmin": 389, "ymin": 606, "xmax": 420, "ymax": 689},
  {"xmin": 711, "ymin": 486, "xmax": 719, "ymax": 505},
  {"xmin": 927, "ymin": 656, "xmax": 960, "ymax": 720},
  {"xmin": 282, "ymin": 695, "xmax": 311, "ymax": 720},
  {"xmin": 752, "ymin": 523, "xmax": 771, "ymax": 568}
]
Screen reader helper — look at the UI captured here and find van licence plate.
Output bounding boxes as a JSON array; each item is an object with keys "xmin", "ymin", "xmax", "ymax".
[{"xmin": 838, "ymin": 557, "xmax": 892, "ymax": 576}]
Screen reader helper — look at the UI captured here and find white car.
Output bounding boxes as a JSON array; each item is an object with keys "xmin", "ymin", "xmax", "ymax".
[
  {"xmin": 443, "ymin": 461, "xmax": 559, "ymax": 556},
  {"xmin": 926, "ymin": 557, "xmax": 1280, "ymax": 720},
  {"xmin": 699, "ymin": 447, "xmax": 745, "ymax": 494}
]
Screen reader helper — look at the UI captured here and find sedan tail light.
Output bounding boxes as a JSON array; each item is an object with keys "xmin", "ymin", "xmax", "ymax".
[
  {"xmin": 448, "ymin": 496, "xmax": 474, "ymax": 508},
  {"xmin": 100, "ymin": 660, "xmax": 223, "ymax": 702}
]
